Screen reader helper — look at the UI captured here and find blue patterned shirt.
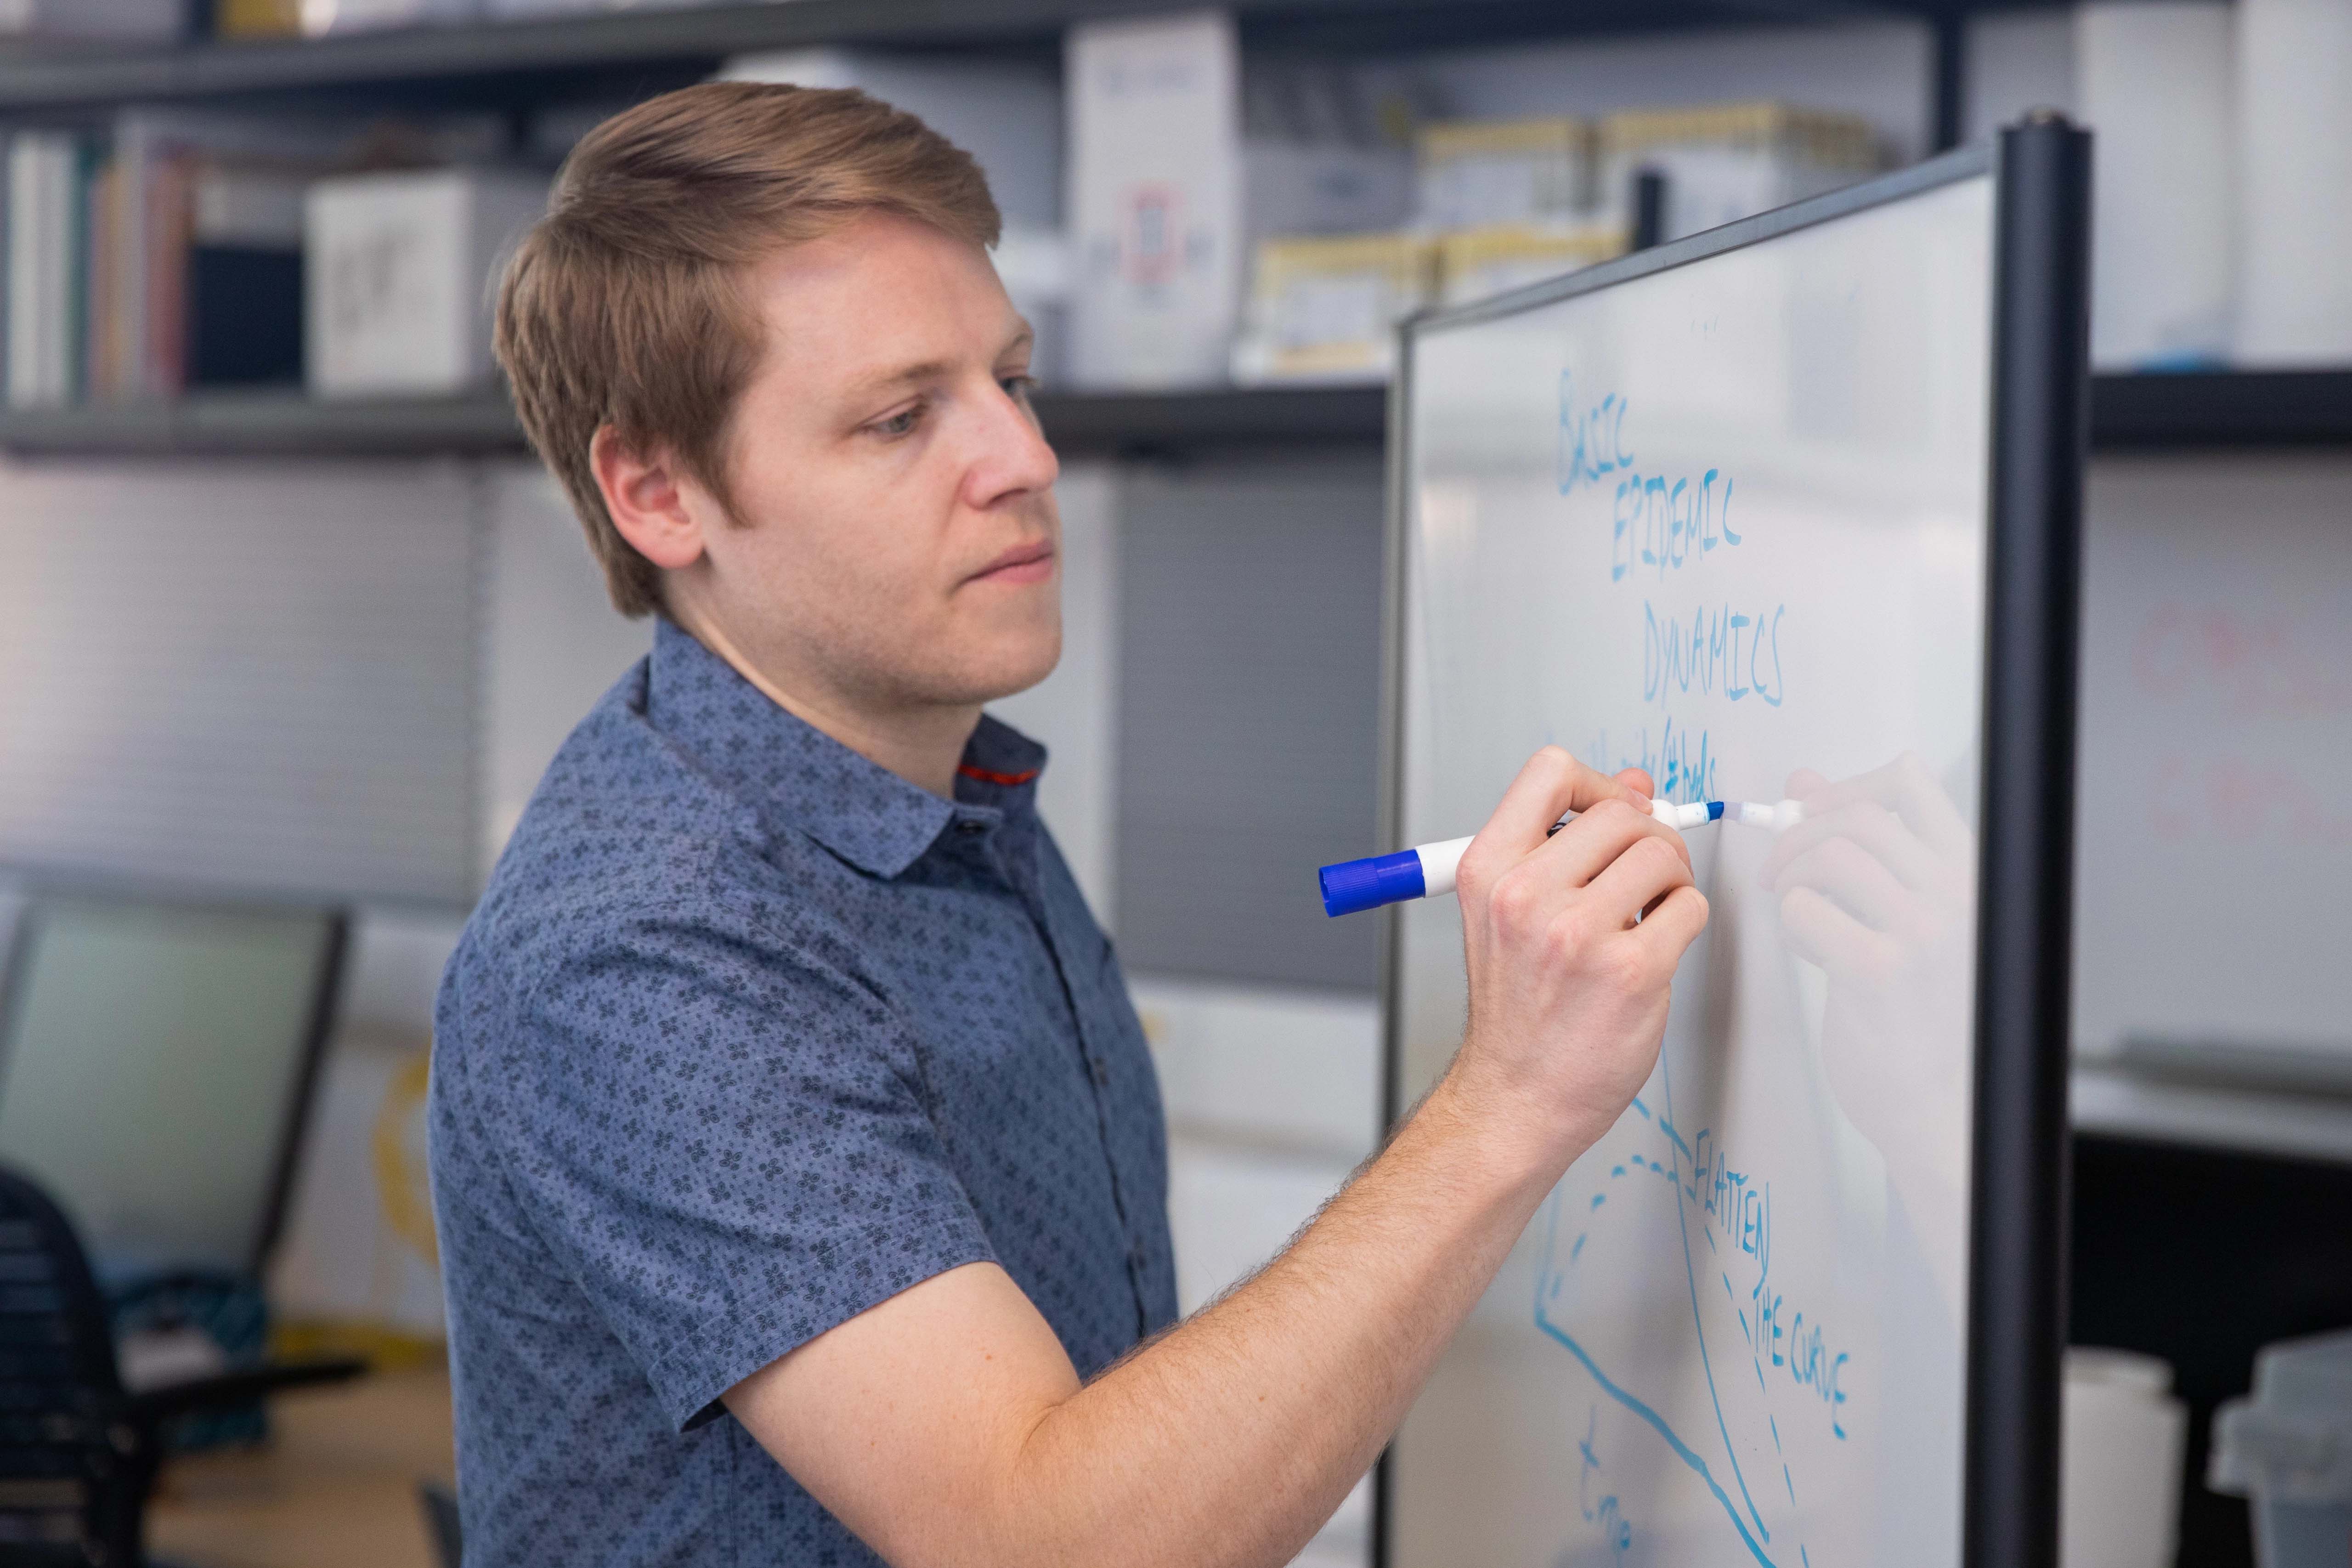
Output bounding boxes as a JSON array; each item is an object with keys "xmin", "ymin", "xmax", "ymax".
[{"xmin": 430, "ymin": 619, "xmax": 1178, "ymax": 1566}]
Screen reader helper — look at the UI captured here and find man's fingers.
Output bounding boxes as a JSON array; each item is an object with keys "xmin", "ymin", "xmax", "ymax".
[
  {"xmin": 1472, "ymin": 747, "xmax": 1648, "ymax": 862},
  {"xmin": 1582, "ymin": 828, "xmax": 1696, "ymax": 929},
  {"xmin": 1614, "ymin": 767, "xmax": 1656, "ymax": 801},
  {"xmin": 1628, "ymin": 884, "xmax": 1709, "ymax": 962},
  {"xmin": 1533, "ymin": 798, "xmax": 1690, "ymax": 893}
]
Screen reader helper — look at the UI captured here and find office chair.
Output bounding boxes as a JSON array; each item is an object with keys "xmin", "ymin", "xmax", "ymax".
[
  {"xmin": 0, "ymin": 889, "xmax": 355, "ymax": 1463},
  {"xmin": 418, "ymin": 1479, "xmax": 464, "ymax": 1568},
  {"xmin": 0, "ymin": 1163, "xmax": 361, "ymax": 1567}
]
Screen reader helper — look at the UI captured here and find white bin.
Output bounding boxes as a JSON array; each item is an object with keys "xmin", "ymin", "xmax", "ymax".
[
  {"xmin": 2208, "ymin": 1328, "xmax": 2352, "ymax": 1568},
  {"xmin": 2063, "ymin": 1348, "xmax": 2188, "ymax": 1568}
]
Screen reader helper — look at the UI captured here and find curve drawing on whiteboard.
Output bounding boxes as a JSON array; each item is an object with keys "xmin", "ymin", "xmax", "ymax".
[{"xmin": 1533, "ymin": 1049, "xmax": 1850, "ymax": 1568}]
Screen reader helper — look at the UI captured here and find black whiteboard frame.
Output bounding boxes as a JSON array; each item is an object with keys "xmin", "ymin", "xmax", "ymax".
[{"xmin": 1374, "ymin": 119, "xmax": 2091, "ymax": 1568}]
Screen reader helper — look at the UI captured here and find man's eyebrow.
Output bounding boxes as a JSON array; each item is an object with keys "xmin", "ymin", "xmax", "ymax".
[
  {"xmin": 845, "ymin": 327, "xmax": 1036, "ymax": 403},
  {"xmin": 848, "ymin": 358, "xmax": 956, "ymax": 402}
]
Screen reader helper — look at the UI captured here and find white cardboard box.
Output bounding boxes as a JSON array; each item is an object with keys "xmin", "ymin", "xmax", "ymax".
[
  {"xmin": 720, "ymin": 48, "xmax": 1063, "ymax": 230},
  {"xmin": 1067, "ymin": 11, "xmax": 1411, "ymax": 390},
  {"xmin": 305, "ymin": 168, "xmax": 548, "ymax": 397},
  {"xmin": 1067, "ymin": 11, "xmax": 1243, "ymax": 389},
  {"xmin": 1230, "ymin": 232, "xmax": 1433, "ymax": 386},
  {"xmin": 992, "ymin": 225, "xmax": 1074, "ymax": 385},
  {"xmin": 1414, "ymin": 116, "xmax": 1593, "ymax": 230},
  {"xmin": 2235, "ymin": 0, "xmax": 2352, "ymax": 365},
  {"xmin": 2077, "ymin": 2, "xmax": 2236, "ymax": 369},
  {"xmin": 1243, "ymin": 141, "xmax": 1411, "ymax": 247}
]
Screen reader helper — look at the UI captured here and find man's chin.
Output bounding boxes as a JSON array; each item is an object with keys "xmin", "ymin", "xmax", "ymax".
[{"xmin": 909, "ymin": 628, "xmax": 1063, "ymax": 710}]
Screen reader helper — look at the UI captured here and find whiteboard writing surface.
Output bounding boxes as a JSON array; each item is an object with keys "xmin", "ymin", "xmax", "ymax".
[
  {"xmin": 2073, "ymin": 455, "xmax": 2352, "ymax": 1067},
  {"xmin": 1387, "ymin": 169, "xmax": 1997, "ymax": 1568}
]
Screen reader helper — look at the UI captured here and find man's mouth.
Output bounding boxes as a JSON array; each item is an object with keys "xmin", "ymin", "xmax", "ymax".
[{"xmin": 967, "ymin": 541, "xmax": 1056, "ymax": 585}]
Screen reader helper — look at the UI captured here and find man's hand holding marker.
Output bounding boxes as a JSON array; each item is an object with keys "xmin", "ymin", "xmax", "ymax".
[
  {"xmin": 1320, "ymin": 777, "xmax": 1801, "ymax": 918},
  {"xmin": 1411, "ymin": 749, "xmax": 1713, "ymax": 1158}
]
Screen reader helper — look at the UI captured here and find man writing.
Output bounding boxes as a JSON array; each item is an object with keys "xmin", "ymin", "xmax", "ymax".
[{"xmin": 430, "ymin": 81, "xmax": 1708, "ymax": 1567}]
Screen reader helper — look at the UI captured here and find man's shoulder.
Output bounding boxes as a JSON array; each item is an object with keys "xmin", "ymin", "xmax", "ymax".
[
  {"xmin": 474, "ymin": 686, "xmax": 738, "ymax": 939},
  {"xmin": 439, "ymin": 680, "xmax": 859, "ymax": 1059}
]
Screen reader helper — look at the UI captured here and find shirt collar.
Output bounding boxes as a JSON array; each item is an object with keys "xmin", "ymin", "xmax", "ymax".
[{"xmin": 641, "ymin": 618, "xmax": 1047, "ymax": 880}]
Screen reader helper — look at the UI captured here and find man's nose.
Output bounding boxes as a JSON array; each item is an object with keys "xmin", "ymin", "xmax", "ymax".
[{"xmin": 965, "ymin": 379, "xmax": 1060, "ymax": 507}]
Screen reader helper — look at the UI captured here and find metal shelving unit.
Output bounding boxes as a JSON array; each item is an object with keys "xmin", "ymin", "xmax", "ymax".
[
  {"xmin": 4, "ymin": 373, "xmax": 2347, "ymax": 459},
  {"xmin": 0, "ymin": 0, "xmax": 1948, "ymax": 115},
  {"xmin": 0, "ymin": 387, "xmax": 1392, "ymax": 459},
  {"xmin": 0, "ymin": 2, "xmax": 2342, "ymax": 457},
  {"xmin": 2088, "ymin": 368, "xmax": 2352, "ymax": 451},
  {"xmin": 0, "ymin": 391, "xmax": 522, "ymax": 457}
]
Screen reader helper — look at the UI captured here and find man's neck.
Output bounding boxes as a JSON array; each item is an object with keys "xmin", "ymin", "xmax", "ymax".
[{"xmin": 668, "ymin": 606, "xmax": 979, "ymax": 801}]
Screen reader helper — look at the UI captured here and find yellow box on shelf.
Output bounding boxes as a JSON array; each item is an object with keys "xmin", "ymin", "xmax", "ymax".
[
  {"xmin": 1600, "ymin": 101, "xmax": 1882, "ymax": 170},
  {"xmin": 1414, "ymin": 115, "xmax": 1592, "ymax": 231},
  {"xmin": 1436, "ymin": 222, "xmax": 1626, "ymax": 309},
  {"xmin": 215, "ymin": 0, "xmax": 303, "ymax": 37},
  {"xmin": 1596, "ymin": 101, "xmax": 1884, "ymax": 241},
  {"xmin": 1232, "ymin": 232, "xmax": 1436, "ymax": 385}
]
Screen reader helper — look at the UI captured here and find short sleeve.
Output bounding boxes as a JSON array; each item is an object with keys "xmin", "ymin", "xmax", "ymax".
[{"xmin": 463, "ymin": 904, "xmax": 997, "ymax": 1432}]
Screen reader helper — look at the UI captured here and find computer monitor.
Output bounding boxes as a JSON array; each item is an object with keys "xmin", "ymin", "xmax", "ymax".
[{"xmin": 0, "ymin": 892, "xmax": 345, "ymax": 1282}]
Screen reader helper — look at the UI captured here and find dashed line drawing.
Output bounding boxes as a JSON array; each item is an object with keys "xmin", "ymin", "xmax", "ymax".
[{"xmin": 1532, "ymin": 1038, "xmax": 1854, "ymax": 1566}]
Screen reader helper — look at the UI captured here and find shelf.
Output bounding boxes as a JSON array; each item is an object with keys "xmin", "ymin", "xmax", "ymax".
[
  {"xmin": 0, "ymin": 0, "xmax": 1934, "ymax": 115},
  {"xmin": 1035, "ymin": 385, "xmax": 1390, "ymax": 455},
  {"xmin": 2073, "ymin": 1062, "xmax": 2352, "ymax": 1168},
  {"xmin": 2088, "ymin": 369, "xmax": 2352, "ymax": 450},
  {"xmin": 3, "ymin": 373, "xmax": 2346, "ymax": 460},
  {"xmin": 0, "ymin": 391, "xmax": 524, "ymax": 457},
  {"xmin": 0, "ymin": 385, "xmax": 1393, "ymax": 459}
]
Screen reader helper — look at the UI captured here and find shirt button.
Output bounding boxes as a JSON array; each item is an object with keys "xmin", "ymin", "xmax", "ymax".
[
  {"xmin": 1090, "ymin": 1056, "xmax": 1110, "ymax": 1087},
  {"xmin": 1128, "ymin": 1244, "xmax": 1147, "ymax": 1270},
  {"xmin": 955, "ymin": 819, "xmax": 987, "ymax": 837}
]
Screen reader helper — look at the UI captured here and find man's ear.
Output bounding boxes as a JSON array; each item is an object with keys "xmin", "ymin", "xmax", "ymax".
[{"xmin": 591, "ymin": 426, "xmax": 709, "ymax": 572}]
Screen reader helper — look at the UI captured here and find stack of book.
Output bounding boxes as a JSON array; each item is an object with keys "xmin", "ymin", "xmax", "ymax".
[{"xmin": 5, "ymin": 114, "xmax": 337, "ymax": 409}]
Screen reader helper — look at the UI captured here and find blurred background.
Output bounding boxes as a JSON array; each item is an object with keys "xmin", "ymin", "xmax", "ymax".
[{"xmin": 0, "ymin": 2, "xmax": 2344, "ymax": 1566}]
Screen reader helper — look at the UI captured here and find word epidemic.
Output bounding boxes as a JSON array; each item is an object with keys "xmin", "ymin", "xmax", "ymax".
[
  {"xmin": 1644, "ymin": 601, "xmax": 1787, "ymax": 709},
  {"xmin": 1612, "ymin": 469, "xmax": 1741, "ymax": 583},
  {"xmin": 1554, "ymin": 371, "xmax": 1744, "ymax": 581}
]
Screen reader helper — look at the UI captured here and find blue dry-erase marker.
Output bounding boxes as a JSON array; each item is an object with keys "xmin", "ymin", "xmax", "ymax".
[{"xmin": 1317, "ymin": 799, "xmax": 1805, "ymax": 917}]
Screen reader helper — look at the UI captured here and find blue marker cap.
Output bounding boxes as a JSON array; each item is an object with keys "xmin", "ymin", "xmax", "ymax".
[{"xmin": 1319, "ymin": 848, "xmax": 1426, "ymax": 917}]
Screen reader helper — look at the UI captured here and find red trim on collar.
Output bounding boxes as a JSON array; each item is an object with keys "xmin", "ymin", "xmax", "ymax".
[{"xmin": 957, "ymin": 763, "xmax": 1040, "ymax": 787}]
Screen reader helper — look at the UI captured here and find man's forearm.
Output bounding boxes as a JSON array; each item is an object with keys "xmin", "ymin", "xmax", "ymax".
[
  {"xmin": 733, "ymin": 755, "xmax": 1701, "ymax": 1568},
  {"xmin": 990, "ymin": 1072, "xmax": 1564, "ymax": 1568}
]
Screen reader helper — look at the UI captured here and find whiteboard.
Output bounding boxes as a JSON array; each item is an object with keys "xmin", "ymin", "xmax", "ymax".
[
  {"xmin": 1385, "ymin": 161, "xmax": 2013, "ymax": 1568},
  {"xmin": 2073, "ymin": 455, "xmax": 2352, "ymax": 1069}
]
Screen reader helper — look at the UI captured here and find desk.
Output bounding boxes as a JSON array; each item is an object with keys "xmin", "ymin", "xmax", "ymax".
[{"xmin": 147, "ymin": 1363, "xmax": 455, "ymax": 1568}]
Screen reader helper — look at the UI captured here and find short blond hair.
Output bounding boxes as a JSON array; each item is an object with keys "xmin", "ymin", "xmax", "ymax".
[{"xmin": 494, "ymin": 80, "xmax": 1001, "ymax": 617}]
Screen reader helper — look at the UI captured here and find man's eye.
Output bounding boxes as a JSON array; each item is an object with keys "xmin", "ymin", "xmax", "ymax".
[
  {"xmin": 1001, "ymin": 374, "xmax": 1039, "ymax": 402},
  {"xmin": 871, "ymin": 403, "xmax": 924, "ymax": 438}
]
